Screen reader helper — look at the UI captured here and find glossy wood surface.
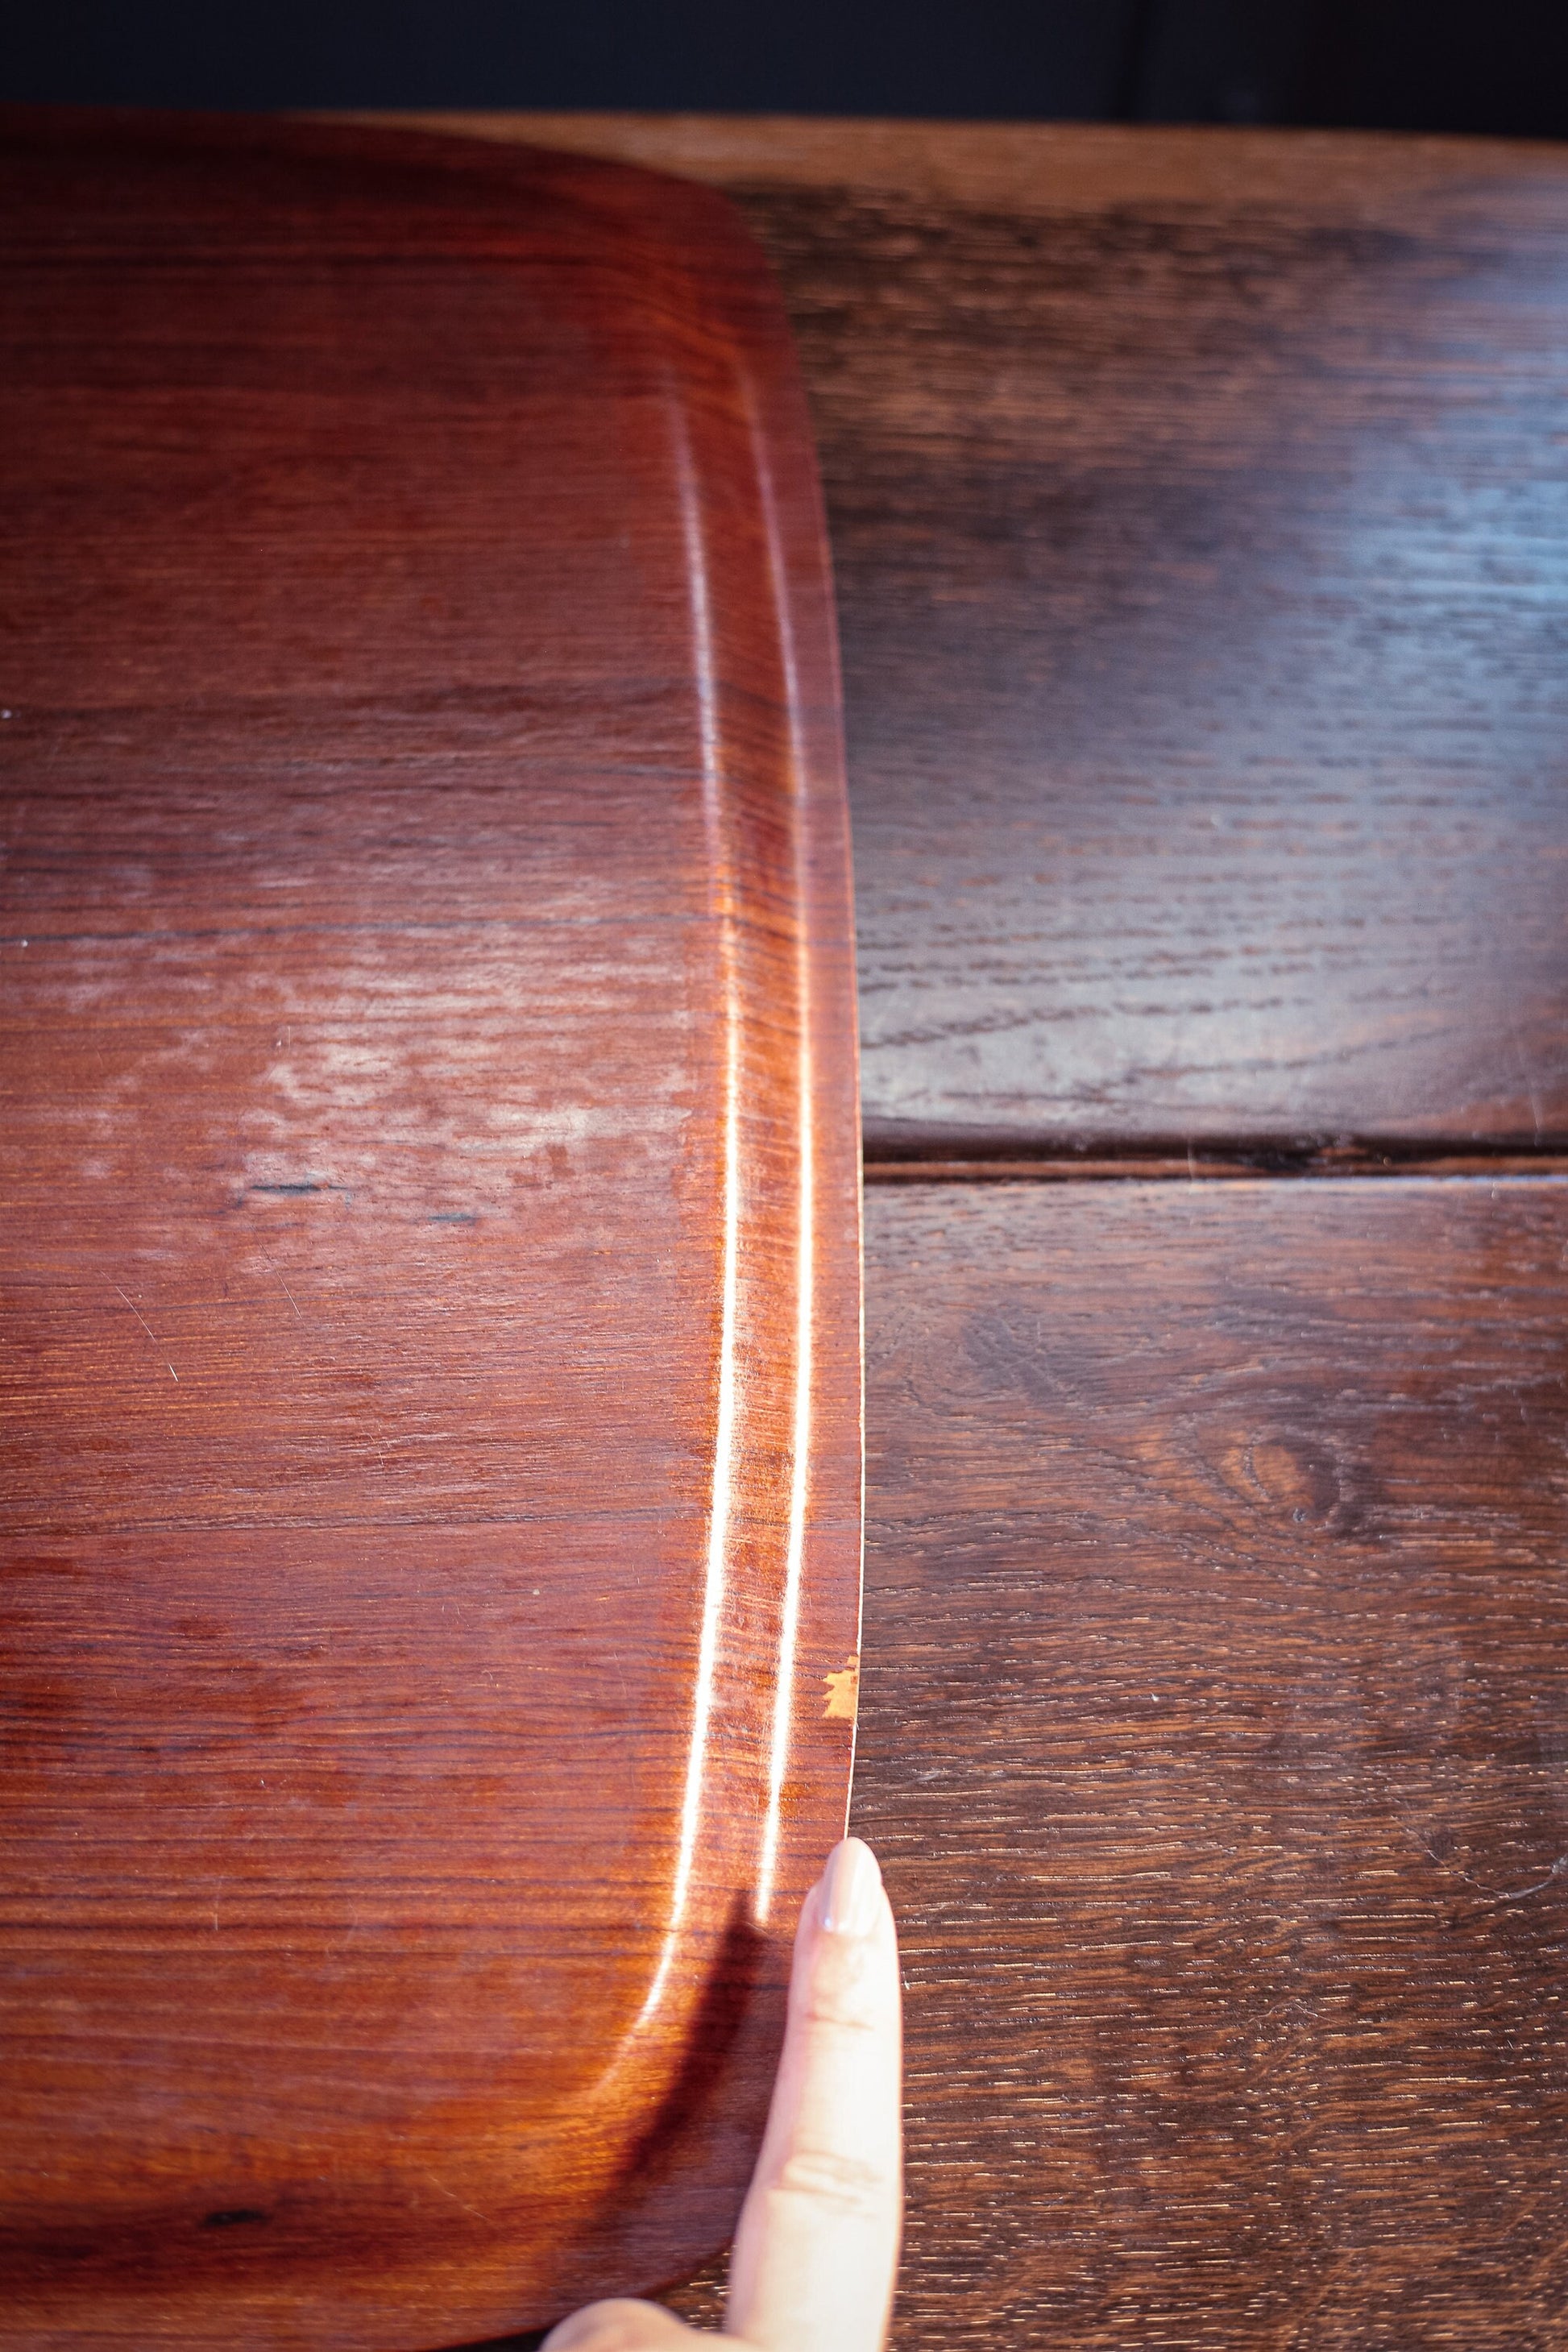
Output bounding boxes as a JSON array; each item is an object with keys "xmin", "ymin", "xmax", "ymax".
[
  {"xmin": 432, "ymin": 117, "xmax": 1568, "ymax": 1159},
  {"xmin": 856, "ymin": 1178, "xmax": 1567, "ymax": 2350},
  {"xmin": 0, "ymin": 112, "xmax": 861, "ymax": 2348}
]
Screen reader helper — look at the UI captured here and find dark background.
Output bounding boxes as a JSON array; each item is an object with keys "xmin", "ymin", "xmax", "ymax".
[{"xmin": 6, "ymin": 0, "xmax": 1568, "ymax": 135}]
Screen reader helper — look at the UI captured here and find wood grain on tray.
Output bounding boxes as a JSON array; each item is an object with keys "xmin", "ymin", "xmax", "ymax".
[{"xmin": 0, "ymin": 110, "xmax": 861, "ymax": 2349}]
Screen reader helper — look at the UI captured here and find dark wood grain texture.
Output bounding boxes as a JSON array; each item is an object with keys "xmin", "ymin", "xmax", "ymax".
[
  {"xmin": 857, "ymin": 1177, "xmax": 1567, "ymax": 2350},
  {"xmin": 0, "ymin": 111, "xmax": 861, "ymax": 2348},
  {"xmin": 428, "ymin": 118, "xmax": 1568, "ymax": 1160}
]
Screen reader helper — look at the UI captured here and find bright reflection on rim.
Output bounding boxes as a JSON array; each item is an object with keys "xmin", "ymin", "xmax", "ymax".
[
  {"xmin": 755, "ymin": 404, "xmax": 812, "ymax": 1928},
  {"xmin": 628, "ymin": 400, "xmax": 740, "ymax": 2039}
]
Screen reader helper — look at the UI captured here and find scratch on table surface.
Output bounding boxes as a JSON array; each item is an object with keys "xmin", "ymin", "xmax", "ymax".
[
  {"xmin": 1494, "ymin": 1852, "xmax": 1568, "ymax": 1903},
  {"xmin": 115, "ymin": 1285, "xmax": 179, "ymax": 1381},
  {"xmin": 1508, "ymin": 1010, "xmax": 1545, "ymax": 1143},
  {"xmin": 1408, "ymin": 1823, "xmax": 1567, "ymax": 1906}
]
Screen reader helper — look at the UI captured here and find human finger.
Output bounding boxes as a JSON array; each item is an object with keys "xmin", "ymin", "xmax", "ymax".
[
  {"xmin": 543, "ymin": 2296, "xmax": 702, "ymax": 2350},
  {"xmin": 724, "ymin": 1838, "xmax": 902, "ymax": 2352}
]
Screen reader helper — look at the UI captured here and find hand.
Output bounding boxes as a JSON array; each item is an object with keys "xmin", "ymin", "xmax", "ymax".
[{"xmin": 545, "ymin": 1838, "xmax": 902, "ymax": 2352}]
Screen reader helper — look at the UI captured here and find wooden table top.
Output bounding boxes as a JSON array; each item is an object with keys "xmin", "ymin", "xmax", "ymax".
[{"xmin": 420, "ymin": 118, "xmax": 1566, "ymax": 2351}]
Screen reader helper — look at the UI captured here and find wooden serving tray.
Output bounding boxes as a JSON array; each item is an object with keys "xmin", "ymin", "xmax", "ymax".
[{"xmin": 0, "ymin": 111, "xmax": 861, "ymax": 2347}]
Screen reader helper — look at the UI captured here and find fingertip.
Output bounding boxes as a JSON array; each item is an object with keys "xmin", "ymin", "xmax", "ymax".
[
  {"xmin": 541, "ymin": 2298, "xmax": 697, "ymax": 2351},
  {"xmin": 816, "ymin": 1836, "xmax": 884, "ymax": 1938},
  {"xmin": 728, "ymin": 1844, "xmax": 902, "ymax": 2352},
  {"xmin": 792, "ymin": 1844, "xmax": 901, "ymax": 2049}
]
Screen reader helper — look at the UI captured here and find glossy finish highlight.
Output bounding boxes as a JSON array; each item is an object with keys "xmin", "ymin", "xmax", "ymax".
[{"xmin": 0, "ymin": 111, "xmax": 861, "ymax": 2346}]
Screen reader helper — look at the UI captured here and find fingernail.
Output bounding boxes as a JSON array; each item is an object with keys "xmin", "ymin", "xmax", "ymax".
[{"xmin": 819, "ymin": 1837, "xmax": 881, "ymax": 1937}]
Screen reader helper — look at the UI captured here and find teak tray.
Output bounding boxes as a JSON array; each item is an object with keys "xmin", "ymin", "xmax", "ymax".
[{"xmin": 0, "ymin": 110, "xmax": 862, "ymax": 2347}]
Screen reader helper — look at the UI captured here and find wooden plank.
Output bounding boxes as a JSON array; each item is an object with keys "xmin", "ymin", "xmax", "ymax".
[
  {"xmin": 418, "ymin": 118, "xmax": 1568, "ymax": 1156},
  {"xmin": 0, "ymin": 112, "xmax": 861, "ymax": 2348},
  {"xmin": 852, "ymin": 1176, "xmax": 1568, "ymax": 2349}
]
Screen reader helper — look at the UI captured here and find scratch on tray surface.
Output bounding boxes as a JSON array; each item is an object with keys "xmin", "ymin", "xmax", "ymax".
[
  {"xmin": 258, "ymin": 1255, "xmax": 303, "ymax": 1321},
  {"xmin": 115, "ymin": 1285, "xmax": 179, "ymax": 1382},
  {"xmin": 421, "ymin": 2173, "xmax": 492, "ymax": 2226}
]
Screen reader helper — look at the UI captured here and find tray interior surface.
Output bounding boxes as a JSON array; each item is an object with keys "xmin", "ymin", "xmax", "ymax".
[{"xmin": 0, "ymin": 110, "xmax": 861, "ymax": 2348}]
